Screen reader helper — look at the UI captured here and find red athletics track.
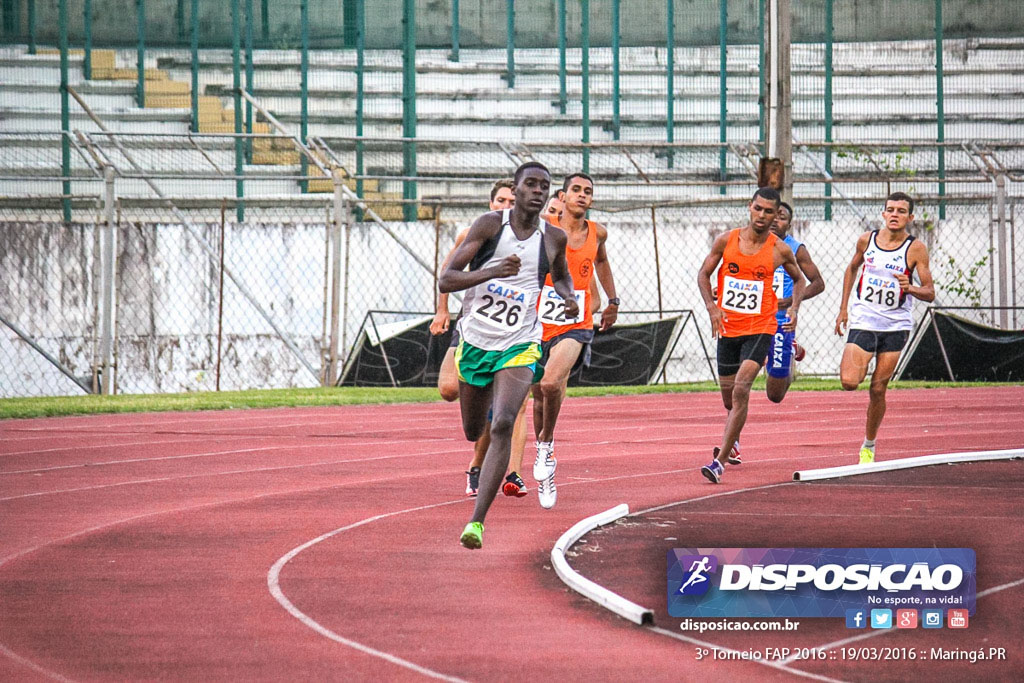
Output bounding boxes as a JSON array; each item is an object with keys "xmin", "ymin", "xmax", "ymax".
[{"xmin": 0, "ymin": 385, "xmax": 1021, "ymax": 681}]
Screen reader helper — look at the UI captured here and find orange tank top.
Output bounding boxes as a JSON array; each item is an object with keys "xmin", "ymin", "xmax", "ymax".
[
  {"xmin": 540, "ymin": 218, "xmax": 597, "ymax": 340},
  {"xmin": 716, "ymin": 228, "xmax": 779, "ymax": 337}
]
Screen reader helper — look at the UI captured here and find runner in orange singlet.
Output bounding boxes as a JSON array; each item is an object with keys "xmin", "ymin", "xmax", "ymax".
[
  {"xmin": 696, "ymin": 187, "xmax": 805, "ymax": 484},
  {"xmin": 528, "ymin": 172, "xmax": 619, "ymax": 508}
]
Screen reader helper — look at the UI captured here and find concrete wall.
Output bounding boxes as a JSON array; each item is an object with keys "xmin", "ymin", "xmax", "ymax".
[{"xmin": 10, "ymin": 0, "xmax": 1024, "ymax": 49}]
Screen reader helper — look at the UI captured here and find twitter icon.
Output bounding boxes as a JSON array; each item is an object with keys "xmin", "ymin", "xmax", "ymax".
[{"xmin": 870, "ymin": 609, "xmax": 893, "ymax": 629}]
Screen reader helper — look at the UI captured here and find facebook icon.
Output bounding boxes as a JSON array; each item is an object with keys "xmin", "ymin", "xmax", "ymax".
[{"xmin": 845, "ymin": 609, "xmax": 867, "ymax": 629}]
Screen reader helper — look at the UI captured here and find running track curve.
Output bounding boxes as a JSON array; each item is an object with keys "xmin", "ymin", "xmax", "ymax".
[{"xmin": 1, "ymin": 386, "xmax": 1021, "ymax": 681}]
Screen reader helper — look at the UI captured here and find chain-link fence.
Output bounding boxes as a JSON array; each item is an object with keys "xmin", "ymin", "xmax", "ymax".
[{"xmin": 9, "ymin": 129, "xmax": 1021, "ymax": 396}]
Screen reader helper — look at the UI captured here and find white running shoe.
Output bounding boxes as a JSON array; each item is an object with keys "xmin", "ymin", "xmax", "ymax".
[
  {"xmin": 537, "ymin": 473, "xmax": 557, "ymax": 509},
  {"xmin": 533, "ymin": 441, "xmax": 556, "ymax": 481}
]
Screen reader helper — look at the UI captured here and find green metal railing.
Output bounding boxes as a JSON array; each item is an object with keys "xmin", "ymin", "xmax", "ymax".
[
  {"xmin": 581, "ymin": 0, "xmax": 590, "ymax": 173},
  {"xmin": 83, "ymin": 0, "xmax": 91, "ymax": 78},
  {"xmin": 718, "ymin": 0, "xmax": 727, "ymax": 194},
  {"xmin": 935, "ymin": 0, "xmax": 946, "ymax": 219},
  {"xmin": 232, "ymin": 0, "xmax": 243, "ymax": 221},
  {"xmin": 666, "ymin": 0, "xmax": 674, "ymax": 166},
  {"xmin": 135, "ymin": 0, "xmax": 144, "ymax": 107},
  {"xmin": 610, "ymin": 0, "xmax": 620, "ymax": 140},
  {"xmin": 505, "ymin": 0, "xmax": 514, "ymax": 88},
  {"xmin": 824, "ymin": 0, "xmax": 833, "ymax": 219},
  {"xmin": 59, "ymin": 0, "xmax": 69, "ymax": 221},
  {"xmin": 402, "ymin": 0, "xmax": 416, "ymax": 221},
  {"xmin": 15, "ymin": 0, "xmax": 1018, "ymax": 226},
  {"xmin": 190, "ymin": 0, "xmax": 199, "ymax": 132},
  {"xmin": 449, "ymin": 0, "xmax": 459, "ymax": 62}
]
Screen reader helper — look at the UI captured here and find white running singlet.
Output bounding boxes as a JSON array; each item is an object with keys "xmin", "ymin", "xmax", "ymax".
[
  {"xmin": 848, "ymin": 230, "xmax": 916, "ymax": 332},
  {"xmin": 457, "ymin": 209, "xmax": 548, "ymax": 351}
]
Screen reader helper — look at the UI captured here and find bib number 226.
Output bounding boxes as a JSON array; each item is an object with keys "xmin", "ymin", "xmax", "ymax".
[{"xmin": 475, "ymin": 295, "xmax": 522, "ymax": 328}]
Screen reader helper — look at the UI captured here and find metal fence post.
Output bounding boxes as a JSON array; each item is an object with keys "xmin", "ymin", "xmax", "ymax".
[
  {"xmin": 505, "ymin": 0, "xmax": 514, "ymax": 88},
  {"xmin": 667, "ymin": 0, "xmax": 674, "ymax": 168},
  {"xmin": 995, "ymin": 173, "xmax": 1008, "ymax": 328},
  {"xmin": 935, "ymin": 0, "xmax": 946, "ymax": 219},
  {"xmin": 136, "ymin": 0, "xmax": 145, "ymax": 107},
  {"xmin": 83, "ymin": 0, "xmax": 92, "ymax": 79},
  {"xmin": 402, "ymin": 0, "xmax": 417, "ymax": 222},
  {"xmin": 824, "ymin": 0, "xmax": 833, "ymax": 219},
  {"xmin": 28, "ymin": 0, "xmax": 35, "ymax": 54},
  {"xmin": 611, "ymin": 0, "xmax": 620, "ymax": 140},
  {"xmin": 558, "ymin": 0, "xmax": 566, "ymax": 114},
  {"xmin": 450, "ymin": 0, "xmax": 459, "ymax": 62},
  {"xmin": 232, "ymin": 0, "xmax": 244, "ymax": 221},
  {"xmin": 329, "ymin": 170, "xmax": 346, "ymax": 384},
  {"xmin": 190, "ymin": 0, "xmax": 199, "ymax": 132},
  {"xmin": 300, "ymin": 0, "xmax": 309, "ymax": 192},
  {"xmin": 59, "ymin": 0, "xmax": 70, "ymax": 222},
  {"xmin": 261, "ymin": 0, "xmax": 269, "ymax": 42},
  {"xmin": 100, "ymin": 165, "xmax": 117, "ymax": 395},
  {"xmin": 581, "ymin": 0, "xmax": 590, "ymax": 173},
  {"xmin": 355, "ymin": 0, "xmax": 365, "ymax": 220},
  {"xmin": 719, "ymin": 0, "xmax": 727, "ymax": 194}
]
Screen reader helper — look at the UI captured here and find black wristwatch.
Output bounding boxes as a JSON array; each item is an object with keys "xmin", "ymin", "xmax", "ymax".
[{"xmin": 607, "ymin": 297, "xmax": 620, "ymax": 306}]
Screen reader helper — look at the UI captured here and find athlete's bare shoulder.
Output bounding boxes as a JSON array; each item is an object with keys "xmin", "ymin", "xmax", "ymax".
[
  {"xmin": 588, "ymin": 220, "xmax": 609, "ymax": 241},
  {"xmin": 466, "ymin": 210, "xmax": 504, "ymax": 239},
  {"xmin": 907, "ymin": 237, "xmax": 930, "ymax": 260},
  {"xmin": 543, "ymin": 222, "xmax": 568, "ymax": 247}
]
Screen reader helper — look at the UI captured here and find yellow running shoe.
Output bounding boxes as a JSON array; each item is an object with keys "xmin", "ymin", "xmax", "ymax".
[
  {"xmin": 460, "ymin": 521, "xmax": 484, "ymax": 549},
  {"xmin": 859, "ymin": 446, "xmax": 875, "ymax": 464}
]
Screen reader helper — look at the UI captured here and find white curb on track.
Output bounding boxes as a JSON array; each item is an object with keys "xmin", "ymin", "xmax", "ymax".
[
  {"xmin": 793, "ymin": 447, "xmax": 1024, "ymax": 482},
  {"xmin": 551, "ymin": 503, "xmax": 655, "ymax": 626}
]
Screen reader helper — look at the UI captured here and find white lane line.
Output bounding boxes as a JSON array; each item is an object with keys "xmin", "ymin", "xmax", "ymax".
[
  {"xmin": 268, "ymin": 501, "xmax": 468, "ymax": 682},
  {"xmin": 1, "ymin": 385, "xmax": 1014, "ymax": 438},
  {"xmin": 0, "ymin": 445, "xmax": 464, "ymax": 502},
  {"xmin": 0, "ymin": 436, "xmax": 458, "ymax": 476},
  {"xmin": 0, "ymin": 436, "xmax": 868, "ymax": 504},
  {"xmin": 779, "ymin": 575, "xmax": 1024, "ymax": 666},
  {"xmin": 1, "ymin": 437, "xmax": 231, "ymax": 459},
  {"xmin": 647, "ymin": 626, "xmax": 848, "ymax": 683},
  {"xmin": 0, "ymin": 480, "xmax": 471, "ymax": 681},
  {"xmin": 0, "ymin": 642, "xmax": 76, "ymax": 682}
]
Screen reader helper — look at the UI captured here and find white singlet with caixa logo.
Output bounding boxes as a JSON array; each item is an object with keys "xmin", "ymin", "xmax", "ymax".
[
  {"xmin": 848, "ymin": 230, "xmax": 915, "ymax": 332},
  {"xmin": 457, "ymin": 209, "xmax": 549, "ymax": 351}
]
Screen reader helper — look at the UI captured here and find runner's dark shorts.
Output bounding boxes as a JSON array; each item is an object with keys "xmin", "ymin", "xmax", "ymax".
[
  {"xmin": 847, "ymin": 328, "xmax": 909, "ymax": 354},
  {"xmin": 717, "ymin": 333, "xmax": 772, "ymax": 377},
  {"xmin": 449, "ymin": 327, "xmax": 461, "ymax": 348},
  {"xmin": 540, "ymin": 328, "xmax": 595, "ymax": 373}
]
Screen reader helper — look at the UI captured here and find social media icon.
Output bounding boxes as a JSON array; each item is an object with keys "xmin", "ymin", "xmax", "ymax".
[
  {"xmin": 896, "ymin": 609, "xmax": 918, "ymax": 628},
  {"xmin": 870, "ymin": 609, "xmax": 892, "ymax": 629},
  {"xmin": 922, "ymin": 609, "xmax": 943, "ymax": 628},
  {"xmin": 948, "ymin": 609, "xmax": 969, "ymax": 629},
  {"xmin": 845, "ymin": 609, "xmax": 867, "ymax": 629}
]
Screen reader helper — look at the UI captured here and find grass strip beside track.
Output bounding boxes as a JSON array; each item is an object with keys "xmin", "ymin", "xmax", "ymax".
[{"xmin": 0, "ymin": 380, "xmax": 1017, "ymax": 420}]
